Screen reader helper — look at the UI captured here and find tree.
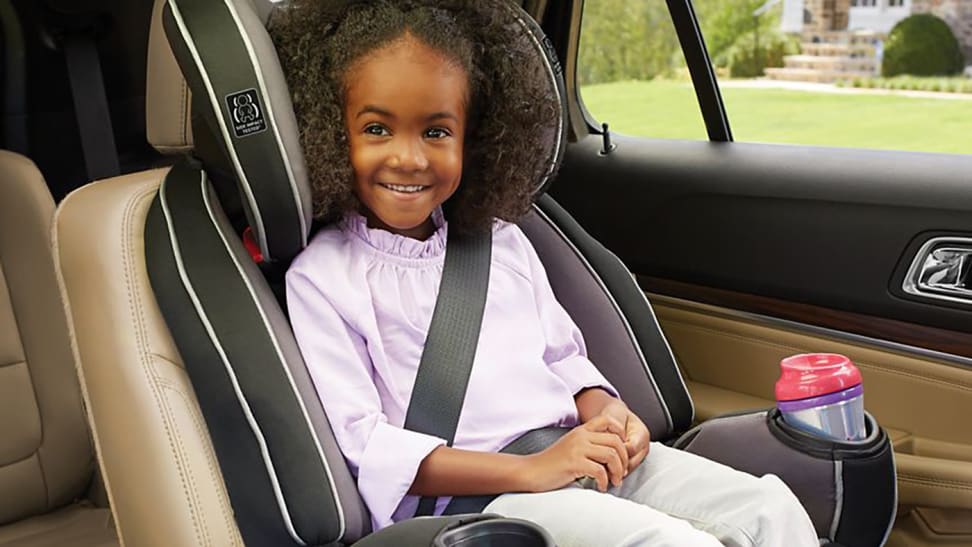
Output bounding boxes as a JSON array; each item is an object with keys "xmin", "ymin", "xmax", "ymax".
[
  {"xmin": 577, "ymin": 0, "xmax": 783, "ymax": 85},
  {"xmin": 578, "ymin": 0, "xmax": 680, "ymax": 84}
]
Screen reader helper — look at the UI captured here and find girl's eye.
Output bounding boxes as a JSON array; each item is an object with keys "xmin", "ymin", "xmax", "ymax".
[
  {"xmin": 425, "ymin": 127, "xmax": 451, "ymax": 139},
  {"xmin": 364, "ymin": 124, "xmax": 390, "ymax": 137}
]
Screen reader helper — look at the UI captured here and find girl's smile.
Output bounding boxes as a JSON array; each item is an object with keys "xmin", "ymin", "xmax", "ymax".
[{"xmin": 344, "ymin": 34, "xmax": 468, "ymax": 240}]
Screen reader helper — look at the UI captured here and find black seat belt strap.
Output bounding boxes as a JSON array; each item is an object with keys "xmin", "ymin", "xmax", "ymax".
[
  {"xmin": 63, "ymin": 34, "xmax": 120, "ymax": 180},
  {"xmin": 404, "ymin": 227, "xmax": 492, "ymax": 517}
]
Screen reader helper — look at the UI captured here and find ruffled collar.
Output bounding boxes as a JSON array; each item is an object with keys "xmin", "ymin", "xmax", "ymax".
[{"xmin": 340, "ymin": 208, "xmax": 447, "ymax": 260}]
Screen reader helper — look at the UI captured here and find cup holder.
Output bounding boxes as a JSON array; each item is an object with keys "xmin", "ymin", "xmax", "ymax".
[
  {"xmin": 768, "ymin": 408, "xmax": 888, "ymax": 459},
  {"xmin": 434, "ymin": 517, "xmax": 555, "ymax": 547}
]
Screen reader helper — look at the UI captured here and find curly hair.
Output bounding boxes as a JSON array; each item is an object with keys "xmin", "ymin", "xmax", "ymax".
[{"xmin": 269, "ymin": 0, "xmax": 561, "ymax": 233}]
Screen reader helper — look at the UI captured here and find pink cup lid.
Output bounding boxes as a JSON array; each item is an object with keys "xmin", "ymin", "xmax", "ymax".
[{"xmin": 775, "ymin": 353, "xmax": 862, "ymax": 401}]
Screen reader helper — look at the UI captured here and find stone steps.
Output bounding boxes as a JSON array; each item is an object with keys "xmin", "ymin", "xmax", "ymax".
[
  {"xmin": 800, "ymin": 42, "xmax": 876, "ymax": 56},
  {"xmin": 784, "ymin": 54, "xmax": 877, "ymax": 71},
  {"xmin": 765, "ymin": 66, "xmax": 876, "ymax": 82},
  {"xmin": 800, "ymin": 29, "xmax": 883, "ymax": 43},
  {"xmin": 766, "ymin": 29, "xmax": 883, "ymax": 83}
]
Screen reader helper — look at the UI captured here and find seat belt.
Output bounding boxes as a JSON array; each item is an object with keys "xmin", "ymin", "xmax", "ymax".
[
  {"xmin": 63, "ymin": 33, "xmax": 120, "ymax": 180},
  {"xmin": 403, "ymin": 226, "xmax": 492, "ymax": 517},
  {"xmin": 404, "ymin": 224, "xmax": 582, "ymax": 517}
]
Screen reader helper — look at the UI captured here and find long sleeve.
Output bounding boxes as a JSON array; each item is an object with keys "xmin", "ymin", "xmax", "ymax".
[
  {"xmin": 519, "ymin": 231, "xmax": 619, "ymax": 399},
  {"xmin": 286, "ymin": 267, "xmax": 446, "ymax": 529}
]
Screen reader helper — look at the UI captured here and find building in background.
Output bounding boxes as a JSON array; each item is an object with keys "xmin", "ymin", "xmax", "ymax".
[{"xmin": 771, "ymin": 0, "xmax": 972, "ymax": 81}]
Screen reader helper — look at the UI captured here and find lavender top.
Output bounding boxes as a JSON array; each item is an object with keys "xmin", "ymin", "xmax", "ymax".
[{"xmin": 286, "ymin": 209, "xmax": 617, "ymax": 530}]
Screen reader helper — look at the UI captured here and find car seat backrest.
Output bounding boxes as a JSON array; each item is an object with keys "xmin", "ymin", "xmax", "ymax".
[
  {"xmin": 157, "ymin": 0, "xmax": 693, "ymax": 488},
  {"xmin": 0, "ymin": 150, "xmax": 93, "ymax": 525},
  {"xmin": 55, "ymin": 167, "xmax": 249, "ymax": 547},
  {"xmin": 520, "ymin": 196, "xmax": 694, "ymax": 436},
  {"xmin": 58, "ymin": 1, "xmax": 695, "ymax": 544},
  {"xmin": 49, "ymin": 2, "xmax": 239, "ymax": 544}
]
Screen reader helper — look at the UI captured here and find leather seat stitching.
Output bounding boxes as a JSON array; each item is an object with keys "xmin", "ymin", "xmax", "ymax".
[
  {"xmin": 156, "ymin": 380, "xmax": 215, "ymax": 546},
  {"xmin": 122, "ymin": 184, "xmax": 206, "ymax": 545},
  {"xmin": 898, "ymin": 475, "xmax": 972, "ymax": 489},
  {"xmin": 150, "ymin": 352, "xmax": 183, "ymax": 369},
  {"xmin": 155, "ymin": 374, "xmax": 242, "ymax": 545}
]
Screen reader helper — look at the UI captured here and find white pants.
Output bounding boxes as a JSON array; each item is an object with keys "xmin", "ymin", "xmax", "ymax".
[{"xmin": 483, "ymin": 442, "xmax": 819, "ymax": 547}]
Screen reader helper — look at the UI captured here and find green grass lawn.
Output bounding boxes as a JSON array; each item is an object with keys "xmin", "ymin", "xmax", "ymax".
[{"xmin": 580, "ymin": 80, "xmax": 972, "ymax": 155}]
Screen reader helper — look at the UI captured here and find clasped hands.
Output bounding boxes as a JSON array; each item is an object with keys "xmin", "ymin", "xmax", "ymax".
[{"xmin": 522, "ymin": 397, "xmax": 650, "ymax": 494}]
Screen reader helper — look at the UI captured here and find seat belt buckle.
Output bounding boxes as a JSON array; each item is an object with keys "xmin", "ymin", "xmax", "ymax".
[{"xmin": 242, "ymin": 227, "xmax": 264, "ymax": 264}]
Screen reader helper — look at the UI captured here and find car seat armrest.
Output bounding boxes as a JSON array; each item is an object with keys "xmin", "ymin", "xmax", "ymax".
[{"xmin": 673, "ymin": 410, "xmax": 896, "ymax": 546}]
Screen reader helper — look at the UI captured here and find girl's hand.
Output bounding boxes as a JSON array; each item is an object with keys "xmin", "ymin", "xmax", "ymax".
[
  {"xmin": 621, "ymin": 410, "xmax": 650, "ymax": 471},
  {"xmin": 597, "ymin": 399, "xmax": 651, "ymax": 472},
  {"xmin": 521, "ymin": 415, "xmax": 629, "ymax": 493}
]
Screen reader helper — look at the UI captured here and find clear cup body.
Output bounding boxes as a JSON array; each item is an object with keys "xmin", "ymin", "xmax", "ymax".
[{"xmin": 779, "ymin": 391, "xmax": 866, "ymax": 442}]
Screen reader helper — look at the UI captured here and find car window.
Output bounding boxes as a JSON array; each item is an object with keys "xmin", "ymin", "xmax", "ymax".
[
  {"xmin": 698, "ymin": 0, "xmax": 972, "ymax": 154},
  {"xmin": 578, "ymin": 0, "xmax": 972, "ymax": 155},
  {"xmin": 577, "ymin": 0, "xmax": 707, "ymax": 140}
]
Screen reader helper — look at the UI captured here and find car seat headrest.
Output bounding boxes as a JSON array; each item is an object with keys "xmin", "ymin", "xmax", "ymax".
[
  {"xmin": 161, "ymin": 0, "xmax": 565, "ymax": 263},
  {"xmin": 146, "ymin": 0, "xmax": 193, "ymax": 155},
  {"xmin": 162, "ymin": 0, "xmax": 312, "ymax": 264},
  {"xmin": 506, "ymin": 4, "xmax": 567, "ymax": 196}
]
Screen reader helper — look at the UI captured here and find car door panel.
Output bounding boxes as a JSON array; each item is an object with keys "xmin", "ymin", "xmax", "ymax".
[
  {"xmin": 552, "ymin": 131, "xmax": 972, "ymax": 547},
  {"xmin": 553, "ymin": 135, "xmax": 972, "ymax": 339}
]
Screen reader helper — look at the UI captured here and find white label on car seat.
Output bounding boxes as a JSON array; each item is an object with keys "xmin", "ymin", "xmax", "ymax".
[{"xmin": 225, "ymin": 89, "xmax": 267, "ymax": 138}]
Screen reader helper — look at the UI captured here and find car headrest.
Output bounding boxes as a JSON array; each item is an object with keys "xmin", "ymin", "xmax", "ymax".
[
  {"xmin": 146, "ymin": 0, "xmax": 193, "ymax": 155},
  {"xmin": 161, "ymin": 0, "xmax": 565, "ymax": 264}
]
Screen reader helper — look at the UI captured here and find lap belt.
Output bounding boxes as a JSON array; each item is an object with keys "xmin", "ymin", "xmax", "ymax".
[{"xmin": 442, "ymin": 427, "xmax": 570, "ymax": 515}]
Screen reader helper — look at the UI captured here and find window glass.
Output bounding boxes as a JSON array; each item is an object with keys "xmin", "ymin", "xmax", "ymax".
[
  {"xmin": 696, "ymin": 0, "xmax": 972, "ymax": 154},
  {"xmin": 576, "ymin": 0, "xmax": 707, "ymax": 140},
  {"xmin": 579, "ymin": 0, "xmax": 971, "ymax": 154}
]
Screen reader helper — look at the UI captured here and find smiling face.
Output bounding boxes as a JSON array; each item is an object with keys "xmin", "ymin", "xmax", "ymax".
[{"xmin": 343, "ymin": 35, "xmax": 468, "ymax": 240}]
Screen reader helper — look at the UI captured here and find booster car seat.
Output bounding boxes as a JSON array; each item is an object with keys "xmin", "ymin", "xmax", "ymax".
[{"xmin": 53, "ymin": 0, "xmax": 898, "ymax": 545}]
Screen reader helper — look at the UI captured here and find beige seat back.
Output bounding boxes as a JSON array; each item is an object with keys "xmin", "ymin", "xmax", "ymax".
[
  {"xmin": 0, "ymin": 151, "xmax": 93, "ymax": 526},
  {"xmin": 0, "ymin": 150, "xmax": 114, "ymax": 547},
  {"xmin": 50, "ymin": 1, "xmax": 243, "ymax": 545},
  {"xmin": 55, "ymin": 168, "xmax": 243, "ymax": 547}
]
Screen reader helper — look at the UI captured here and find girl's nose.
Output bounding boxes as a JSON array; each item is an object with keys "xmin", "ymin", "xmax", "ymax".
[{"xmin": 388, "ymin": 138, "xmax": 429, "ymax": 172}]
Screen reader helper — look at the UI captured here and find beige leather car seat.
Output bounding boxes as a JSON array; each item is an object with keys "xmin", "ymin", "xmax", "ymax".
[
  {"xmin": 52, "ymin": 1, "xmax": 245, "ymax": 545},
  {"xmin": 0, "ymin": 150, "xmax": 117, "ymax": 547}
]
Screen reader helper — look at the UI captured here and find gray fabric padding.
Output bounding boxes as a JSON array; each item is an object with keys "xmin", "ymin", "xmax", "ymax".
[
  {"xmin": 205, "ymin": 185, "xmax": 371, "ymax": 542},
  {"xmin": 518, "ymin": 210, "xmax": 671, "ymax": 438},
  {"xmin": 230, "ymin": 0, "xmax": 313, "ymax": 237},
  {"xmin": 676, "ymin": 411, "xmax": 836, "ymax": 539}
]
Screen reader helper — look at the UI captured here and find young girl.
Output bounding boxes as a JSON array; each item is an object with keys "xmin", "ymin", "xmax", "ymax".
[{"xmin": 275, "ymin": 2, "xmax": 819, "ymax": 545}]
